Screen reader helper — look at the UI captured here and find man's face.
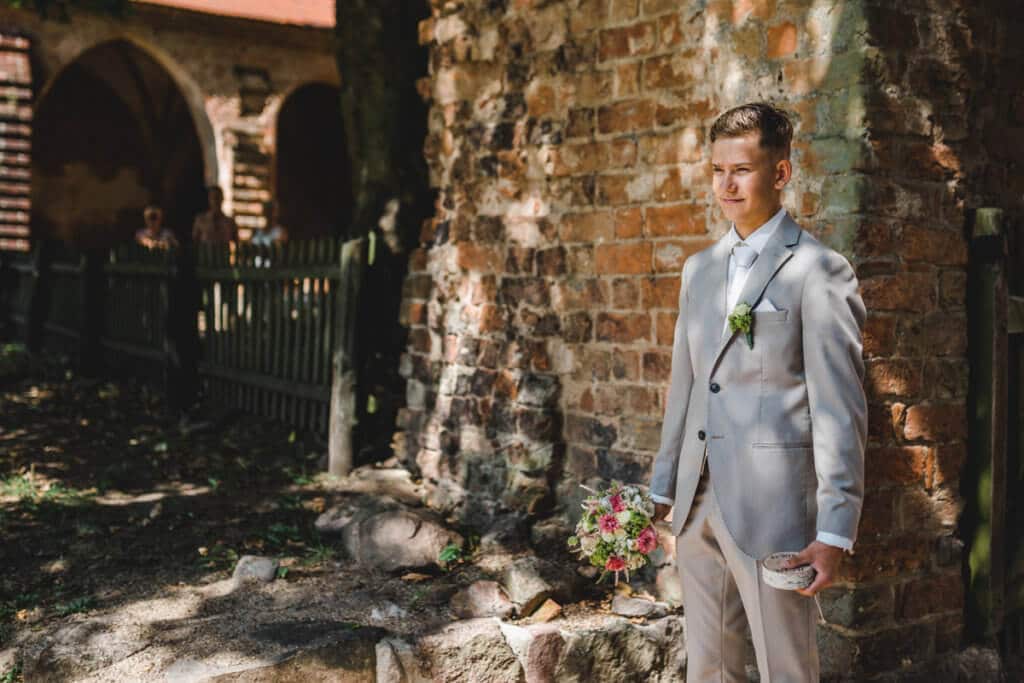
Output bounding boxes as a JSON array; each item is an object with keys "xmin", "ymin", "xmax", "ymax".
[
  {"xmin": 711, "ymin": 132, "xmax": 790, "ymax": 233},
  {"xmin": 208, "ymin": 189, "xmax": 223, "ymax": 211}
]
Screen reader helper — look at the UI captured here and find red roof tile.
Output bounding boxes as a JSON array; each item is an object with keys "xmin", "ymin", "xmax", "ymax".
[{"xmin": 136, "ymin": 0, "xmax": 333, "ymax": 28}]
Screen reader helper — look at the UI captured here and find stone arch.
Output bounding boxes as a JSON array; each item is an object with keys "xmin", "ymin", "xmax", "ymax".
[
  {"xmin": 32, "ymin": 38, "xmax": 215, "ymax": 247},
  {"xmin": 271, "ymin": 81, "xmax": 351, "ymax": 240}
]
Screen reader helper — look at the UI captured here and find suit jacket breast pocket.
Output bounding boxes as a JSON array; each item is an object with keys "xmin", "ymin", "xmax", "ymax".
[{"xmin": 754, "ymin": 309, "xmax": 788, "ymax": 325}]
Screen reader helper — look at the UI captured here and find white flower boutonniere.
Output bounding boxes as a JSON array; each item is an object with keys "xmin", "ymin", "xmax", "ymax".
[{"xmin": 728, "ymin": 302, "xmax": 754, "ymax": 349}]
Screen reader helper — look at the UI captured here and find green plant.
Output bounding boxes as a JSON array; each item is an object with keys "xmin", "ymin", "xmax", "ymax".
[
  {"xmin": 438, "ymin": 542, "xmax": 463, "ymax": 569},
  {"xmin": 0, "ymin": 661, "xmax": 22, "ymax": 683},
  {"xmin": 302, "ymin": 543, "xmax": 335, "ymax": 566},
  {"xmin": 55, "ymin": 596, "xmax": 94, "ymax": 616}
]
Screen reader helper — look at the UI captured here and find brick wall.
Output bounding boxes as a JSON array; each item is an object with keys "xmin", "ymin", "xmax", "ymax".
[{"xmin": 400, "ymin": 0, "xmax": 1019, "ymax": 677}]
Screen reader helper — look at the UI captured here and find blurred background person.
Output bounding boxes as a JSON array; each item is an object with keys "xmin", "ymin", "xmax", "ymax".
[
  {"xmin": 191, "ymin": 186, "xmax": 238, "ymax": 245},
  {"xmin": 134, "ymin": 205, "xmax": 178, "ymax": 249}
]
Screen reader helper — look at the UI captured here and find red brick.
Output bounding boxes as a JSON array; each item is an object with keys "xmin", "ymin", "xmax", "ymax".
[
  {"xmin": 898, "ymin": 485, "xmax": 961, "ymax": 533},
  {"xmin": 863, "ymin": 313, "xmax": 897, "ymax": 357},
  {"xmin": 868, "ymin": 402, "xmax": 903, "ymax": 444},
  {"xmin": 730, "ymin": 0, "xmax": 776, "ymax": 22},
  {"xmin": 897, "ymin": 573, "xmax": 963, "ymax": 621},
  {"xmin": 897, "ymin": 313, "xmax": 967, "ymax": 357},
  {"xmin": 596, "ymin": 174, "xmax": 653, "ymax": 206},
  {"xmin": 866, "ymin": 359, "xmax": 923, "ymax": 399},
  {"xmin": 865, "ymin": 445, "xmax": 933, "ymax": 489},
  {"xmin": 642, "ymin": 350, "xmax": 672, "ymax": 382},
  {"xmin": 595, "ymin": 242, "xmax": 652, "ymax": 274},
  {"xmin": 525, "ymin": 82, "xmax": 557, "ymax": 118},
  {"xmin": 641, "ymin": 275, "xmax": 680, "ymax": 309},
  {"xmin": 642, "ymin": 51, "xmax": 699, "ymax": 90},
  {"xmin": 548, "ymin": 142, "xmax": 606, "ymax": 176},
  {"xmin": 611, "ymin": 278, "xmax": 640, "ymax": 308},
  {"xmin": 614, "ymin": 208, "xmax": 644, "ymax": 238},
  {"xmin": 656, "ymin": 312, "xmax": 677, "ymax": 345},
  {"xmin": 551, "ymin": 279, "xmax": 606, "ymax": 309},
  {"xmin": 607, "ymin": 139, "xmax": 638, "ymax": 168},
  {"xmin": 652, "ymin": 239, "xmax": 715, "ymax": 273},
  {"xmin": 933, "ymin": 442, "xmax": 967, "ymax": 487},
  {"xmin": 901, "ymin": 226, "xmax": 968, "ymax": 266},
  {"xmin": 641, "ymin": 129, "xmax": 705, "ymax": 165},
  {"xmin": 596, "ymin": 312, "xmax": 650, "ymax": 343},
  {"xmin": 939, "ymin": 270, "xmax": 967, "ymax": 308},
  {"xmin": 903, "ymin": 403, "xmax": 966, "ymax": 443},
  {"xmin": 409, "ymin": 328, "xmax": 431, "ymax": 353},
  {"xmin": 860, "ymin": 272, "xmax": 936, "ymax": 313},
  {"xmin": 646, "ymin": 203, "xmax": 706, "ymax": 236},
  {"xmin": 653, "ymin": 168, "xmax": 687, "ymax": 202},
  {"xmin": 767, "ymin": 21, "xmax": 797, "ymax": 58},
  {"xmin": 839, "ymin": 537, "xmax": 930, "ymax": 583},
  {"xmin": 456, "ymin": 244, "xmax": 503, "ymax": 272},
  {"xmin": 858, "ymin": 487, "xmax": 899, "ymax": 539},
  {"xmin": 612, "ymin": 348, "xmax": 641, "ymax": 380},
  {"xmin": 598, "ymin": 98, "xmax": 656, "ymax": 135},
  {"xmin": 610, "ymin": 0, "xmax": 639, "ymax": 21},
  {"xmin": 598, "ymin": 22, "xmax": 657, "ymax": 61},
  {"xmin": 560, "ymin": 211, "xmax": 614, "ymax": 242}
]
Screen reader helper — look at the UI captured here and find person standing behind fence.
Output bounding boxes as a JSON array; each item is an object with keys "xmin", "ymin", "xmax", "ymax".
[
  {"xmin": 250, "ymin": 201, "xmax": 289, "ymax": 247},
  {"xmin": 191, "ymin": 186, "xmax": 239, "ymax": 245},
  {"xmin": 135, "ymin": 205, "xmax": 179, "ymax": 249}
]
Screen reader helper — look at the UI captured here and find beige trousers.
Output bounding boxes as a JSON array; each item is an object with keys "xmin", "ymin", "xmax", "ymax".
[{"xmin": 675, "ymin": 466, "xmax": 819, "ymax": 683}]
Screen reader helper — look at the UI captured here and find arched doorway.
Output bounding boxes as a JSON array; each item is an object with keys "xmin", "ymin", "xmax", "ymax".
[
  {"xmin": 32, "ymin": 40, "xmax": 208, "ymax": 249},
  {"xmin": 273, "ymin": 83, "xmax": 351, "ymax": 240}
]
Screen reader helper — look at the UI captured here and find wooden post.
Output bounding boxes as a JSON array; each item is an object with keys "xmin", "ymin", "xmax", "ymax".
[
  {"xmin": 328, "ymin": 237, "xmax": 364, "ymax": 477},
  {"xmin": 25, "ymin": 239, "xmax": 52, "ymax": 353},
  {"xmin": 966, "ymin": 207, "xmax": 1009, "ymax": 642}
]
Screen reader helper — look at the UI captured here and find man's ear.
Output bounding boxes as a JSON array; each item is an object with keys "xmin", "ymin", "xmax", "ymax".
[{"xmin": 773, "ymin": 157, "xmax": 793, "ymax": 190}]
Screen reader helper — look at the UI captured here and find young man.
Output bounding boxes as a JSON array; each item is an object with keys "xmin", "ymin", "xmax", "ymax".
[
  {"xmin": 191, "ymin": 186, "xmax": 239, "ymax": 245},
  {"xmin": 648, "ymin": 102, "xmax": 867, "ymax": 681},
  {"xmin": 135, "ymin": 205, "xmax": 179, "ymax": 249}
]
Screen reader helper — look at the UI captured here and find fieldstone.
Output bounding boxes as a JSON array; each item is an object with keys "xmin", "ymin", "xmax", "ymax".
[
  {"xmin": 232, "ymin": 555, "xmax": 279, "ymax": 584},
  {"xmin": 376, "ymin": 638, "xmax": 429, "ymax": 683},
  {"xmin": 527, "ymin": 598, "xmax": 562, "ymax": 623},
  {"xmin": 497, "ymin": 622, "xmax": 566, "ymax": 683},
  {"xmin": 480, "ymin": 512, "xmax": 529, "ymax": 551},
  {"xmin": 529, "ymin": 516, "xmax": 572, "ymax": 550},
  {"xmin": 417, "ymin": 618, "xmax": 524, "ymax": 683},
  {"xmin": 333, "ymin": 465, "xmax": 428, "ymax": 507},
  {"xmin": 450, "ymin": 580, "xmax": 515, "ymax": 619},
  {"xmin": 314, "ymin": 503, "xmax": 362, "ymax": 534},
  {"xmin": 341, "ymin": 509, "xmax": 464, "ymax": 572},
  {"xmin": 502, "ymin": 557, "xmax": 554, "ymax": 616},
  {"xmin": 553, "ymin": 615, "xmax": 687, "ymax": 682},
  {"xmin": 610, "ymin": 595, "xmax": 669, "ymax": 619}
]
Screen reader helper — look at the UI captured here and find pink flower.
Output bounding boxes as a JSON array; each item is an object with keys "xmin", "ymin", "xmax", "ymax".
[
  {"xmin": 635, "ymin": 526, "xmax": 658, "ymax": 554},
  {"xmin": 608, "ymin": 494, "xmax": 625, "ymax": 513},
  {"xmin": 598, "ymin": 513, "xmax": 619, "ymax": 533},
  {"xmin": 605, "ymin": 556, "xmax": 626, "ymax": 572}
]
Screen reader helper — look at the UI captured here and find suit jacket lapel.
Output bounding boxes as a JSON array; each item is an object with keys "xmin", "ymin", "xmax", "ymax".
[
  {"xmin": 701, "ymin": 237, "xmax": 731, "ymax": 366},
  {"xmin": 709, "ymin": 215, "xmax": 801, "ymax": 372}
]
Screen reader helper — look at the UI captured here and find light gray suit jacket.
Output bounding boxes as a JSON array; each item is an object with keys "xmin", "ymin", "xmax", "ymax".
[{"xmin": 649, "ymin": 214, "xmax": 867, "ymax": 560}]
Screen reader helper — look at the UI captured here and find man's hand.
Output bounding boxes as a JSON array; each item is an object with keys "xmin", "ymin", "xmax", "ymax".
[
  {"xmin": 784, "ymin": 541, "xmax": 844, "ymax": 597},
  {"xmin": 653, "ymin": 502, "xmax": 672, "ymax": 522}
]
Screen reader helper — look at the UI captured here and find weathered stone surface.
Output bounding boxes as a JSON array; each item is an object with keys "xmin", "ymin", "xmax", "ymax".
[
  {"xmin": 527, "ymin": 598, "xmax": 562, "ymax": 623},
  {"xmin": 501, "ymin": 557, "xmax": 554, "ymax": 616},
  {"xmin": 232, "ymin": 555, "xmax": 279, "ymax": 584},
  {"xmin": 553, "ymin": 615, "xmax": 686, "ymax": 682},
  {"xmin": 209, "ymin": 629, "xmax": 384, "ymax": 682},
  {"xmin": 417, "ymin": 618, "xmax": 524, "ymax": 683},
  {"xmin": 340, "ymin": 508, "xmax": 464, "ymax": 572},
  {"xmin": 610, "ymin": 595, "xmax": 669, "ymax": 619},
  {"xmin": 451, "ymin": 580, "xmax": 515, "ymax": 619}
]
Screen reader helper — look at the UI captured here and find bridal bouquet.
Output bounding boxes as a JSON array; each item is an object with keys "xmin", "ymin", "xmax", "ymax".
[{"xmin": 567, "ymin": 481, "xmax": 660, "ymax": 585}]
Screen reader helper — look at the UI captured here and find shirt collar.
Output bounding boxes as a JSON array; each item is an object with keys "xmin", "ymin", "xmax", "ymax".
[{"xmin": 723, "ymin": 206, "xmax": 788, "ymax": 254}]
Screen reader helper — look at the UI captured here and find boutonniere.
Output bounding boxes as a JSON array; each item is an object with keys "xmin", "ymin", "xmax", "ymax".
[{"xmin": 728, "ymin": 302, "xmax": 754, "ymax": 349}]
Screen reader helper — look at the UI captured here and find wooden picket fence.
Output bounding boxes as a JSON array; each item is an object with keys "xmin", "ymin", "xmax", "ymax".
[
  {"xmin": 0, "ymin": 237, "xmax": 365, "ymax": 438},
  {"xmin": 195, "ymin": 239, "xmax": 361, "ymax": 434}
]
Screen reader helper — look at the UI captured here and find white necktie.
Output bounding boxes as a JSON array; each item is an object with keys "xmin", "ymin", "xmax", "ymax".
[
  {"xmin": 731, "ymin": 241, "xmax": 758, "ymax": 269},
  {"xmin": 724, "ymin": 242, "xmax": 758, "ymax": 334}
]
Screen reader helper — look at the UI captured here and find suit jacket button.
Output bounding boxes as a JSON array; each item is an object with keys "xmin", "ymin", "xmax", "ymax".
[
  {"xmin": 710, "ymin": 382, "xmax": 720, "ymax": 393},
  {"xmin": 698, "ymin": 430, "xmax": 706, "ymax": 441}
]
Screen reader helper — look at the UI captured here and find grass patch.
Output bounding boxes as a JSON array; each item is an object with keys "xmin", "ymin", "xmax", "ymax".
[
  {"xmin": 302, "ymin": 543, "xmax": 335, "ymax": 567},
  {"xmin": 55, "ymin": 596, "xmax": 95, "ymax": 617}
]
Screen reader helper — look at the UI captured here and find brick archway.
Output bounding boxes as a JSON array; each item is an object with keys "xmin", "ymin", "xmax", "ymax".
[{"xmin": 32, "ymin": 39, "xmax": 213, "ymax": 247}]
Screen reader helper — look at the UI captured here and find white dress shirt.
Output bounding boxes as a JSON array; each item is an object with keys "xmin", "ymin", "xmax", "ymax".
[{"xmin": 650, "ymin": 207, "xmax": 853, "ymax": 553}]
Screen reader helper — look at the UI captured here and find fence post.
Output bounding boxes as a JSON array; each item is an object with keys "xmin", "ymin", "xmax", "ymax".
[
  {"xmin": 328, "ymin": 237, "xmax": 365, "ymax": 477},
  {"xmin": 965, "ymin": 207, "xmax": 1009, "ymax": 642},
  {"xmin": 25, "ymin": 239, "xmax": 52, "ymax": 353},
  {"xmin": 80, "ymin": 249, "xmax": 105, "ymax": 375}
]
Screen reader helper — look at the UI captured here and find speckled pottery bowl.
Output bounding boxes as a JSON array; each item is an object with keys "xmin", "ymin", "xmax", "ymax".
[{"xmin": 761, "ymin": 552, "xmax": 815, "ymax": 591}]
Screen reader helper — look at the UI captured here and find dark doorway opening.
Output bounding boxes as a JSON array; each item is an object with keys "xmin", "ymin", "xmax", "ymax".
[{"xmin": 274, "ymin": 83, "xmax": 351, "ymax": 240}]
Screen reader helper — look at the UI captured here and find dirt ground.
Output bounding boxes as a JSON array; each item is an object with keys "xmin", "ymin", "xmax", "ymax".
[{"xmin": 0, "ymin": 353, "xmax": 478, "ymax": 681}]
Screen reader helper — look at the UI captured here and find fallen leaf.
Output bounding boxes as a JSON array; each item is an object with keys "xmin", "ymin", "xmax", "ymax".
[{"xmin": 401, "ymin": 572, "xmax": 432, "ymax": 583}]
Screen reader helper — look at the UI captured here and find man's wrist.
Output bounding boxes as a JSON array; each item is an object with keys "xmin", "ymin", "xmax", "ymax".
[{"xmin": 816, "ymin": 531, "xmax": 854, "ymax": 554}]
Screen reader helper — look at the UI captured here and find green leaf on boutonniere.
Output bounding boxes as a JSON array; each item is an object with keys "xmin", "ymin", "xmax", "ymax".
[{"xmin": 728, "ymin": 302, "xmax": 754, "ymax": 349}]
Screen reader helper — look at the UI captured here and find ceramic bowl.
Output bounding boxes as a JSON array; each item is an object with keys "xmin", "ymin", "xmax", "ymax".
[{"xmin": 761, "ymin": 552, "xmax": 815, "ymax": 591}]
